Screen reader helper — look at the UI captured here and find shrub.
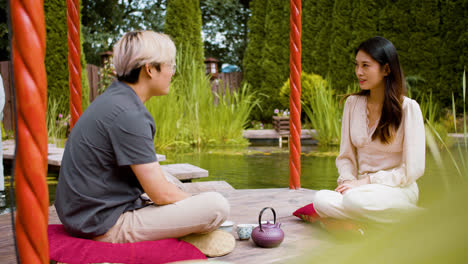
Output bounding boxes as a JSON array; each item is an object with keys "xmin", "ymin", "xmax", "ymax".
[{"xmin": 279, "ymin": 72, "xmax": 328, "ymax": 109}]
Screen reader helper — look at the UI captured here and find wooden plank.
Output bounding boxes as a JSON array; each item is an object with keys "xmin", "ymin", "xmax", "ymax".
[
  {"xmin": 2, "ymin": 140, "xmax": 166, "ymax": 168},
  {"xmin": 161, "ymin": 163, "xmax": 208, "ymax": 181},
  {"xmin": 0, "ymin": 187, "xmax": 333, "ymax": 264},
  {"xmin": 182, "ymin": 181, "xmax": 235, "ymax": 194},
  {"xmin": 242, "ymin": 129, "xmax": 315, "ymax": 139}
]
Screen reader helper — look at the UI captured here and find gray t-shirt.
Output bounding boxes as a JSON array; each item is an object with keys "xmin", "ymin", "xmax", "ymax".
[{"xmin": 55, "ymin": 81, "xmax": 157, "ymax": 238}]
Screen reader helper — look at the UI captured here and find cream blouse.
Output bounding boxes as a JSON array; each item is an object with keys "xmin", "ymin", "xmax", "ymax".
[{"xmin": 336, "ymin": 95, "xmax": 425, "ymax": 187}]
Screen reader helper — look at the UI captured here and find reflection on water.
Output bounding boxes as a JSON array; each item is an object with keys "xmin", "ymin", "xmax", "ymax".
[{"xmin": 0, "ymin": 143, "xmax": 466, "ymax": 214}]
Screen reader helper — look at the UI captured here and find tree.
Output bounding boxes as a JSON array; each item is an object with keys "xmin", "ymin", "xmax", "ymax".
[
  {"xmin": 243, "ymin": 0, "xmax": 267, "ymax": 93},
  {"xmin": 302, "ymin": 0, "xmax": 320, "ymax": 75},
  {"xmin": 81, "ymin": 0, "xmax": 166, "ymax": 65},
  {"xmin": 44, "ymin": 0, "xmax": 89, "ymax": 116},
  {"xmin": 439, "ymin": 0, "xmax": 467, "ymax": 111},
  {"xmin": 45, "ymin": 0, "xmax": 69, "ymax": 115},
  {"xmin": 328, "ymin": 0, "xmax": 355, "ymax": 93},
  {"xmin": 311, "ymin": 0, "xmax": 335, "ymax": 78},
  {"xmin": 201, "ymin": 0, "xmax": 250, "ymax": 68},
  {"xmin": 351, "ymin": 0, "xmax": 380, "ymax": 51},
  {"xmin": 258, "ymin": 0, "xmax": 290, "ymax": 121},
  {"xmin": 408, "ymin": 0, "xmax": 441, "ymax": 101},
  {"xmin": 165, "ymin": 0, "xmax": 204, "ymax": 67}
]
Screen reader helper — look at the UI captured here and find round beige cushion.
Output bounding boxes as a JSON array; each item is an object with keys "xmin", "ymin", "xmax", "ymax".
[{"xmin": 181, "ymin": 230, "xmax": 235, "ymax": 257}]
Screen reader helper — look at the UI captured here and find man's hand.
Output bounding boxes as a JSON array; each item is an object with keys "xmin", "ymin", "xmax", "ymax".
[
  {"xmin": 335, "ymin": 176, "xmax": 370, "ymax": 194},
  {"xmin": 131, "ymin": 162, "xmax": 190, "ymax": 205}
]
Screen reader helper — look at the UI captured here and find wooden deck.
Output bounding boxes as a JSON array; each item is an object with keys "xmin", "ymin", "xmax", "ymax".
[
  {"xmin": 2, "ymin": 140, "xmax": 166, "ymax": 171},
  {"xmin": 0, "ymin": 185, "xmax": 333, "ymax": 264},
  {"xmin": 242, "ymin": 129, "xmax": 316, "ymax": 139}
]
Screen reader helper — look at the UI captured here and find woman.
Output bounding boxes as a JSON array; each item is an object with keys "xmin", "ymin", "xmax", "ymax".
[{"xmin": 295, "ymin": 36, "xmax": 425, "ymax": 225}]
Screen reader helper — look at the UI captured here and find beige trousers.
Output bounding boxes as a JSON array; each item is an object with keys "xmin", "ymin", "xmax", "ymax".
[
  {"xmin": 313, "ymin": 183, "xmax": 419, "ymax": 223},
  {"xmin": 94, "ymin": 192, "xmax": 230, "ymax": 243}
]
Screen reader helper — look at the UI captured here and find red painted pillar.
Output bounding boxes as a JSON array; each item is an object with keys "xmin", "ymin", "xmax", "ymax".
[
  {"xmin": 11, "ymin": 0, "xmax": 49, "ymax": 262},
  {"xmin": 289, "ymin": 0, "xmax": 301, "ymax": 189},
  {"xmin": 67, "ymin": 0, "xmax": 82, "ymax": 129}
]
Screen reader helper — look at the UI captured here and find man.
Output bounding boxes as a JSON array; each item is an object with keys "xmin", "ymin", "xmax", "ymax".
[{"xmin": 55, "ymin": 31, "xmax": 230, "ymax": 249}]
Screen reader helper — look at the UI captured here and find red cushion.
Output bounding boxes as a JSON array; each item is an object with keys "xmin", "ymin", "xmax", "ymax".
[
  {"xmin": 48, "ymin": 224, "xmax": 206, "ymax": 264},
  {"xmin": 292, "ymin": 203, "xmax": 320, "ymax": 222}
]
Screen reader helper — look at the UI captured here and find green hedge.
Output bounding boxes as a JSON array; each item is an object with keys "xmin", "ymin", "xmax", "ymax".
[
  {"xmin": 243, "ymin": 0, "xmax": 467, "ymax": 116},
  {"xmin": 165, "ymin": 0, "xmax": 204, "ymax": 68},
  {"xmin": 44, "ymin": 0, "xmax": 89, "ymax": 116}
]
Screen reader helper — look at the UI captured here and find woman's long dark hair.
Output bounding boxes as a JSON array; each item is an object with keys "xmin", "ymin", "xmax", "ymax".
[{"xmin": 351, "ymin": 36, "xmax": 406, "ymax": 144}]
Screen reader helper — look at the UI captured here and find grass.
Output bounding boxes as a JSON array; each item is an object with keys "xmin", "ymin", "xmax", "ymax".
[
  {"xmin": 46, "ymin": 98, "xmax": 68, "ymax": 147},
  {"xmin": 145, "ymin": 47, "xmax": 260, "ymax": 150},
  {"xmin": 302, "ymin": 79, "xmax": 344, "ymax": 146}
]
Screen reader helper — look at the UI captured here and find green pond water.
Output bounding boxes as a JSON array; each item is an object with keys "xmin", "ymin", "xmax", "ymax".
[{"xmin": 1, "ymin": 141, "xmax": 466, "ymax": 214}]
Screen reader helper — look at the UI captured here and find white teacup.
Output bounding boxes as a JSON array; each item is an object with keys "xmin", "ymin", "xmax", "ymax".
[
  {"xmin": 219, "ymin": 220, "xmax": 234, "ymax": 233},
  {"xmin": 236, "ymin": 224, "xmax": 255, "ymax": 240}
]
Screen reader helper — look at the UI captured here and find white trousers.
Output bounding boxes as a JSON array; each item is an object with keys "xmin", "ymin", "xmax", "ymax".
[{"xmin": 313, "ymin": 183, "xmax": 419, "ymax": 223}]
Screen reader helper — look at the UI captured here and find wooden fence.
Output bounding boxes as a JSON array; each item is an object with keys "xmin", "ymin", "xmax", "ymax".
[
  {"xmin": 0, "ymin": 61, "xmax": 101, "ymax": 131},
  {"xmin": 218, "ymin": 72, "xmax": 243, "ymax": 91},
  {"xmin": 0, "ymin": 61, "xmax": 242, "ymax": 132}
]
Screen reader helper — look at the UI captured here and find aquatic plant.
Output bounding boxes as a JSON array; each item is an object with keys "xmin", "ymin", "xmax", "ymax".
[
  {"xmin": 303, "ymin": 79, "xmax": 343, "ymax": 146},
  {"xmin": 145, "ymin": 46, "xmax": 259, "ymax": 150},
  {"xmin": 46, "ymin": 98, "xmax": 68, "ymax": 147}
]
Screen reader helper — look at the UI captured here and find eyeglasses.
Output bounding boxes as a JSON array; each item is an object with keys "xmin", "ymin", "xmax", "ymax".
[
  {"xmin": 168, "ymin": 63, "xmax": 176, "ymax": 74},
  {"xmin": 150, "ymin": 62, "xmax": 176, "ymax": 74}
]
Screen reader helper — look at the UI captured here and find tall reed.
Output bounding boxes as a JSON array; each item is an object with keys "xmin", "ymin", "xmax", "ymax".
[
  {"xmin": 46, "ymin": 98, "xmax": 68, "ymax": 147},
  {"xmin": 145, "ymin": 46, "xmax": 259, "ymax": 150},
  {"xmin": 303, "ymin": 79, "xmax": 343, "ymax": 146}
]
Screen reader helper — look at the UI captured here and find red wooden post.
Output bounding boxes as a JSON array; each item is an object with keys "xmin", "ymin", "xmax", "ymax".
[
  {"xmin": 67, "ymin": 0, "xmax": 82, "ymax": 129},
  {"xmin": 11, "ymin": 0, "xmax": 49, "ymax": 262},
  {"xmin": 289, "ymin": 0, "xmax": 301, "ymax": 189}
]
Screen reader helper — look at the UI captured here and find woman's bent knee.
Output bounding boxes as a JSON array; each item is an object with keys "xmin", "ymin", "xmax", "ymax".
[{"xmin": 313, "ymin": 190, "xmax": 340, "ymax": 217}]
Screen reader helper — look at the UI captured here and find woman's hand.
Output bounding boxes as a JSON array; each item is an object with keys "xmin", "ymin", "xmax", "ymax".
[{"xmin": 335, "ymin": 177, "xmax": 370, "ymax": 194}]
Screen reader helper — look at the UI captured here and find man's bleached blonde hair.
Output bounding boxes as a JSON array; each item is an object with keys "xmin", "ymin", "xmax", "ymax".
[{"xmin": 113, "ymin": 31, "xmax": 176, "ymax": 78}]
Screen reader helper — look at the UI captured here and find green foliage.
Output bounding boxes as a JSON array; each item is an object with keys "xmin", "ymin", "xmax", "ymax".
[
  {"xmin": 351, "ymin": 0, "xmax": 380, "ymax": 50},
  {"xmin": 257, "ymin": 0, "xmax": 290, "ymax": 121},
  {"xmin": 98, "ymin": 59, "xmax": 115, "ymax": 94},
  {"xmin": 47, "ymin": 98, "xmax": 69, "ymax": 147},
  {"xmin": 165, "ymin": 0, "xmax": 204, "ymax": 68},
  {"xmin": 242, "ymin": 0, "xmax": 267, "ymax": 93},
  {"xmin": 145, "ymin": 47, "xmax": 259, "ymax": 150},
  {"xmin": 201, "ymin": 0, "xmax": 250, "ymax": 67},
  {"xmin": 301, "ymin": 0, "xmax": 320, "ymax": 75},
  {"xmin": 302, "ymin": 79, "xmax": 343, "ymax": 146},
  {"xmin": 439, "ymin": 0, "xmax": 467, "ymax": 111},
  {"xmin": 279, "ymin": 72, "xmax": 328, "ymax": 109},
  {"xmin": 44, "ymin": 0, "xmax": 90, "ymax": 116},
  {"xmin": 309, "ymin": 0, "xmax": 334, "ymax": 77},
  {"xmin": 378, "ymin": 0, "xmax": 411, "ymax": 74},
  {"xmin": 408, "ymin": 0, "xmax": 441, "ymax": 105},
  {"xmin": 328, "ymin": 0, "xmax": 355, "ymax": 93},
  {"xmin": 81, "ymin": 0, "xmax": 166, "ymax": 65},
  {"xmin": 44, "ymin": 0, "xmax": 69, "ymax": 116},
  {"xmin": 80, "ymin": 0, "xmax": 89, "ymax": 111}
]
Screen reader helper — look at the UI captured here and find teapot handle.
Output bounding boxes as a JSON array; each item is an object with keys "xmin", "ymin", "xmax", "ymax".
[{"xmin": 258, "ymin": 207, "xmax": 276, "ymax": 232}]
